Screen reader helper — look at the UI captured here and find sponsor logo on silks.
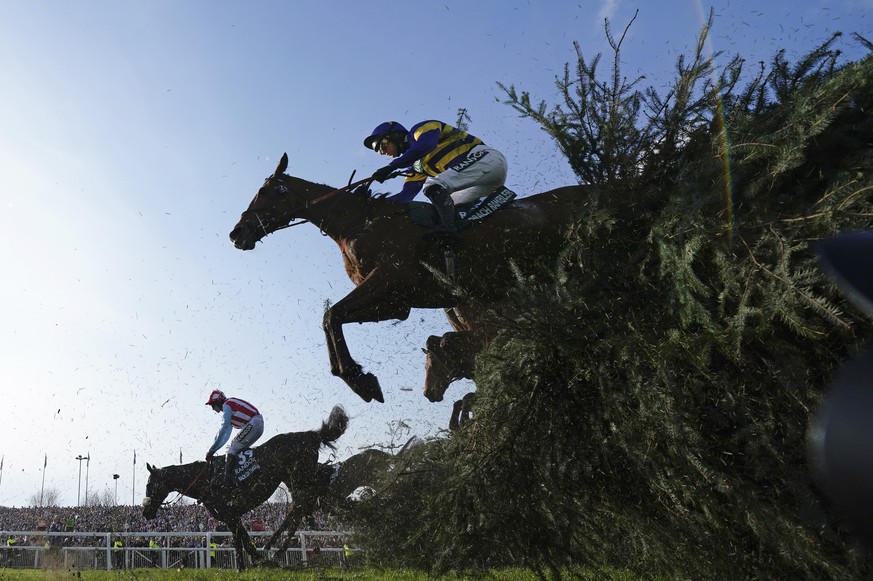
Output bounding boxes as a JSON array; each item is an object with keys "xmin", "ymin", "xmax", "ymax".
[
  {"xmin": 234, "ymin": 449, "xmax": 261, "ymax": 482},
  {"xmin": 458, "ymin": 186, "xmax": 517, "ymax": 222},
  {"xmin": 450, "ymin": 149, "xmax": 489, "ymax": 173}
]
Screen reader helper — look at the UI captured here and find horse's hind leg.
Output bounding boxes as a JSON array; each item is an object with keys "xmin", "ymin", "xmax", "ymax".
[
  {"xmin": 423, "ymin": 331, "xmax": 479, "ymax": 402},
  {"xmin": 268, "ymin": 496, "xmax": 319, "ymax": 553},
  {"xmin": 263, "ymin": 505, "xmax": 301, "ymax": 552}
]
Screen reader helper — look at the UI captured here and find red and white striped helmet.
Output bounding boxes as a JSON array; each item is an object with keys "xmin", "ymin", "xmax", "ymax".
[{"xmin": 205, "ymin": 389, "xmax": 226, "ymax": 405}]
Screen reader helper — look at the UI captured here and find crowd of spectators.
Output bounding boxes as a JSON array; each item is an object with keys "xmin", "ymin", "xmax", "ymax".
[
  {"xmin": 0, "ymin": 502, "xmax": 339, "ymax": 535},
  {"xmin": 0, "ymin": 504, "xmax": 353, "ymax": 572}
]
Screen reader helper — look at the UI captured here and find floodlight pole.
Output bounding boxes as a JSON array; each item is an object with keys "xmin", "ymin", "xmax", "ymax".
[
  {"xmin": 39, "ymin": 456, "xmax": 47, "ymax": 507},
  {"xmin": 75, "ymin": 454, "xmax": 87, "ymax": 506},
  {"xmin": 84, "ymin": 453, "xmax": 91, "ymax": 506}
]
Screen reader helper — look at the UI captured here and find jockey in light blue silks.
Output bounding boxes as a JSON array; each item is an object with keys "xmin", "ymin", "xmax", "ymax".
[
  {"xmin": 204, "ymin": 389, "xmax": 264, "ymax": 489},
  {"xmin": 364, "ymin": 120, "xmax": 508, "ymax": 234}
]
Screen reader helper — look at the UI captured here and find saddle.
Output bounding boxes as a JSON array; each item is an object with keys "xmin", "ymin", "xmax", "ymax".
[{"xmin": 408, "ymin": 185, "xmax": 517, "ymax": 230}]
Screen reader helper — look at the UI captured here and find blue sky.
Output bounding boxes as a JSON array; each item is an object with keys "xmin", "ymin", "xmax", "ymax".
[{"xmin": 1, "ymin": 1, "xmax": 869, "ymax": 508}]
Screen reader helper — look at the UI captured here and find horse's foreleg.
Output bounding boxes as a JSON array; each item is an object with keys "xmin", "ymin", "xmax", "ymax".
[
  {"xmin": 449, "ymin": 397, "xmax": 464, "ymax": 431},
  {"xmin": 232, "ymin": 518, "xmax": 260, "ymax": 571},
  {"xmin": 449, "ymin": 393, "xmax": 477, "ymax": 430},
  {"xmin": 423, "ymin": 331, "xmax": 480, "ymax": 402},
  {"xmin": 323, "ymin": 271, "xmax": 412, "ymax": 403}
]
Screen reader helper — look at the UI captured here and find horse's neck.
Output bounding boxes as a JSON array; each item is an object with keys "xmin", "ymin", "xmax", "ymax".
[
  {"xmin": 167, "ymin": 463, "xmax": 203, "ymax": 494},
  {"xmin": 297, "ymin": 186, "xmax": 388, "ymax": 241}
]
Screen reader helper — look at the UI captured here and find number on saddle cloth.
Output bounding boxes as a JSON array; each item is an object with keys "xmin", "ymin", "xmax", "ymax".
[
  {"xmin": 220, "ymin": 449, "xmax": 261, "ymax": 485},
  {"xmin": 235, "ymin": 449, "xmax": 261, "ymax": 483},
  {"xmin": 408, "ymin": 185, "xmax": 517, "ymax": 230}
]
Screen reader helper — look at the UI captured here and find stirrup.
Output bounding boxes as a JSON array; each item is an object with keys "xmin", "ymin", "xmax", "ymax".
[
  {"xmin": 431, "ymin": 236, "xmax": 458, "ymax": 281},
  {"xmin": 443, "ymin": 247, "xmax": 457, "ymax": 281}
]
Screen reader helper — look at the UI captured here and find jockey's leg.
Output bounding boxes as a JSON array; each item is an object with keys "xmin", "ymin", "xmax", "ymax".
[
  {"xmin": 425, "ymin": 146, "xmax": 507, "ymax": 235},
  {"xmin": 224, "ymin": 453, "xmax": 239, "ymax": 488},
  {"xmin": 423, "ymin": 184, "xmax": 457, "ymax": 234}
]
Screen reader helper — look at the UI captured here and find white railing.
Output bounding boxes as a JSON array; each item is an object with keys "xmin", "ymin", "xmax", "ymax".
[{"xmin": 0, "ymin": 530, "xmax": 356, "ymax": 570}]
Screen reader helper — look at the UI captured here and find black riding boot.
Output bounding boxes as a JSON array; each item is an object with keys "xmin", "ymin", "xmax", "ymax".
[
  {"xmin": 224, "ymin": 453, "xmax": 239, "ymax": 490},
  {"xmin": 423, "ymin": 185, "xmax": 459, "ymax": 279},
  {"xmin": 423, "ymin": 185, "xmax": 457, "ymax": 235}
]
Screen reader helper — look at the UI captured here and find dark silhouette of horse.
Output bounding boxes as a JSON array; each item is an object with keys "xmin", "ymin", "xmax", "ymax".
[
  {"xmin": 142, "ymin": 405, "xmax": 348, "ymax": 570},
  {"xmin": 261, "ymin": 447, "xmax": 394, "ymax": 553},
  {"xmin": 261, "ymin": 435, "xmax": 430, "ymax": 554},
  {"xmin": 229, "ymin": 153, "xmax": 584, "ymax": 404}
]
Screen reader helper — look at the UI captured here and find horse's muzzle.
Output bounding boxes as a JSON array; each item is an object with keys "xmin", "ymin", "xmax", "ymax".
[
  {"xmin": 229, "ymin": 225, "xmax": 257, "ymax": 251},
  {"xmin": 142, "ymin": 497, "xmax": 158, "ymax": 519}
]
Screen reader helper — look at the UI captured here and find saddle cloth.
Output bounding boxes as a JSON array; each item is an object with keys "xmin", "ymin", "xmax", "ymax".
[
  {"xmin": 408, "ymin": 185, "xmax": 517, "ymax": 230},
  {"xmin": 215, "ymin": 449, "xmax": 261, "ymax": 484}
]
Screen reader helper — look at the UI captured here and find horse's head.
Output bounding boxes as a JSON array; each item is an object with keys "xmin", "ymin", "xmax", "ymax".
[
  {"xmin": 142, "ymin": 463, "xmax": 169, "ymax": 520},
  {"xmin": 229, "ymin": 153, "xmax": 293, "ymax": 250},
  {"xmin": 231, "ymin": 153, "xmax": 325, "ymax": 250}
]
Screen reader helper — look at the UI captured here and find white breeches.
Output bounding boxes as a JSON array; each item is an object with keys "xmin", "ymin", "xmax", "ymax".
[
  {"xmin": 424, "ymin": 145, "xmax": 508, "ymax": 204},
  {"xmin": 227, "ymin": 414, "xmax": 264, "ymax": 454}
]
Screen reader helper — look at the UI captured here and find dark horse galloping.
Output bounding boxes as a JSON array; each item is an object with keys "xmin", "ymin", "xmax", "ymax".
[
  {"xmin": 142, "ymin": 405, "xmax": 348, "ymax": 570},
  {"xmin": 230, "ymin": 154, "xmax": 584, "ymax": 404},
  {"xmin": 261, "ymin": 447, "xmax": 394, "ymax": 553}
]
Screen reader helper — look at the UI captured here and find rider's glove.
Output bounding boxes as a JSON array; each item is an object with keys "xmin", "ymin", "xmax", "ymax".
[{"xmin": 371, "ymin": 165, "xmax": 394, "ymax": 183}]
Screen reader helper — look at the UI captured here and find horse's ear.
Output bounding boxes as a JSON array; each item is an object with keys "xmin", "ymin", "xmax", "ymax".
[
  {"xmin": 147, "ymin": 463, "xmax": 155, "ymax": 473},
  {"xmin": 274, "ymin": 153, "xmax": 289, "ymax": 177}
]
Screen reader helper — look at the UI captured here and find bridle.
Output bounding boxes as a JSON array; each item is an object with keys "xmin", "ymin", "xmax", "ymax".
[
  {"xmin": 151, "ymin": 463, "xmax": 210, "ymax": 508},
  {"xmin": 241, "ymin": 174, "xmax": 379, "ymax": 237},
  {"xmin": 241, "ymin": 170, "xmax": 405, "ymax": 239}
]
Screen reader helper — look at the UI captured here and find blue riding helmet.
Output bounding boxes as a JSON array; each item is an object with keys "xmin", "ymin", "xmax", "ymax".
[{"xmin": 364, "ymin": 121, "xmax": 408, "ymax": 150}]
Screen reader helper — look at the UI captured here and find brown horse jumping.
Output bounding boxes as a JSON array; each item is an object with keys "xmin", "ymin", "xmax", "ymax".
[{"xmin": 230, "ymin": 153, "xmax": 584, "ymax": 404}]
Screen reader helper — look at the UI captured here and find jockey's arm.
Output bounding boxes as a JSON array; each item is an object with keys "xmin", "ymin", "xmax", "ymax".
[
  {"xmin": 207, "ymin": 405, "xmax": 234, "ymax": 455},
  {"xmin": 386, "ymin": 175, "xmax": 425, "ymax": 202},
  {"xmin": 387, "ymin": 125, "xmax": 440, "ymax": 170}
]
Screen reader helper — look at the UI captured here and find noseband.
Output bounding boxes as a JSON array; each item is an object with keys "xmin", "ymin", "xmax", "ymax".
[{"xmin": 240, "ymin": 179, "xmax": 307, "ymax": 237}]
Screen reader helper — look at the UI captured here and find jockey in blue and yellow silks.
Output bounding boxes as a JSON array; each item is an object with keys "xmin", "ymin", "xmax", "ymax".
[{"xmin": 364, "ymin": 120, "xmax": 508, "ymax": 234}]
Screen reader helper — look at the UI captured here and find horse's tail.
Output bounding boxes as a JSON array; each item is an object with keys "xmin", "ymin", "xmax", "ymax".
[{"xmin": 319, "ymin": 405, "xmax": 349, "ymax": 449}]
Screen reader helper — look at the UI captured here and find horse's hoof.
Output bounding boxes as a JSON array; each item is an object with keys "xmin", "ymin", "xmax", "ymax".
[{"xmin": 354, "ymin": 372, "xmax": 384, "ymax": 403}]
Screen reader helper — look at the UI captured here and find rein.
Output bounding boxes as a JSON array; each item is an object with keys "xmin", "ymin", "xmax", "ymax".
[
  {"xmin": 163, "ymin": 463, "xmax": 210, "ymax": 507},
  {"xmin": 268, "ymin": 176, "xmax": 378, "ymax": 234},
  {"xmin": 311, "ymin": 175, "xmax": 376, "ymax": 206},
  {"xmin": 243, "ymin": 169, "xmax": 407, "ymax": 239}
]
